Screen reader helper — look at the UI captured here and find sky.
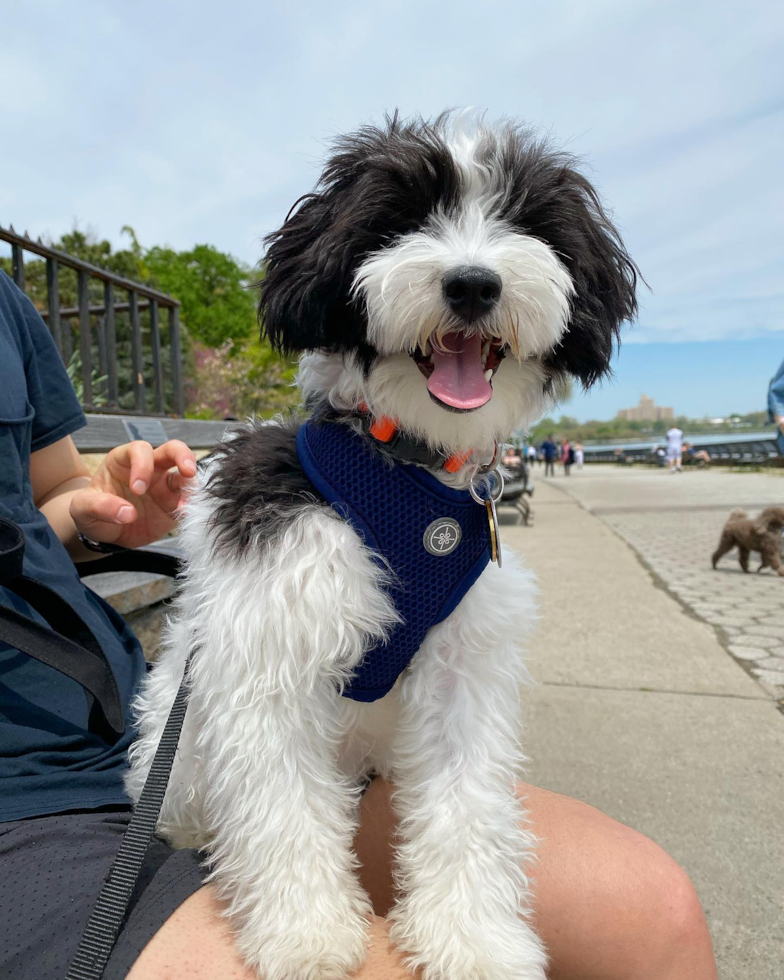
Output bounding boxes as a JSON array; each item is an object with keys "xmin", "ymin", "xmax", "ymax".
[{"xmin": 1, "ymin": 0, "xmax": 782, "ymax": 421}]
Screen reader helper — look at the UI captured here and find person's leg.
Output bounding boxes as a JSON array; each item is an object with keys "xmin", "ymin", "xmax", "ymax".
[
  {"xmin": 127, "ymin": 777, "xmax": 716, "ymax": 980},
  {"xmin": 355, "ymin": 779, "xmax": 717, "ymax": 980},
  {"xmin": 127, "ymin": 890, "xmax": 409, "ymax": 980}
]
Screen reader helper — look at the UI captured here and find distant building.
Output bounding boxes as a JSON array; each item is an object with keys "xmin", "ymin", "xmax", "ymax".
[{"xmin": 616, "ymin": 395, "xmax": 674, "ymax": 423}]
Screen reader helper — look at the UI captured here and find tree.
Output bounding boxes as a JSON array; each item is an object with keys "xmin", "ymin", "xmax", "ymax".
[{"xmin": 145, "ymin": 243, "xmax": 258, "ymax": 348}]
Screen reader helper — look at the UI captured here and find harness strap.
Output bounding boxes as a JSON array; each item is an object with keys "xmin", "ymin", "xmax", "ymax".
[
  {"xmin": 0, "ymin": 517, "xmax": 124, "ymax": 742},
  {"xmin": 65, "ymin": 649, "xmax": 195, "ymax": 980}
]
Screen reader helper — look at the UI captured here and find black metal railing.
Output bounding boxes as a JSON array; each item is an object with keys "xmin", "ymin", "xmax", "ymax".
[
  {"xmin": 1, "ymin": 224, "xmax": 184, "ymax": 417},
  {"xmin": 583, "ymin": 434, "xmax": 779, "ymax": 464}
]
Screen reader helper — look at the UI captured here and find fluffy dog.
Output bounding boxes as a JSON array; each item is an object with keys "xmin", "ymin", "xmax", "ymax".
[
  {"xmin": 127, "ymin": 113, "xmax": 638, "ymax": 980},
  {"xmin": 712, "ymin": 506, "xmax": 784, "ymax": 575}
]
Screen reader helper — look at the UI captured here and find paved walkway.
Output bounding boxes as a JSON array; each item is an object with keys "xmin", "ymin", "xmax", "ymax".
[{"xmin": 502, "ymin": 466, "xmax": 784, "ymax": 980}]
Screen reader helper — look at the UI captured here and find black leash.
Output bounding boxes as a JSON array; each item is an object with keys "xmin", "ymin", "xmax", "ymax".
[{"xmin": 65, "ymin": 648, "xmax": 194, "ymax": 980}]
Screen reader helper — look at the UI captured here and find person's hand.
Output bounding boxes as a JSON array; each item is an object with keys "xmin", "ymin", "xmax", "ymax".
[
  {"xmin": 776, "ymin": 415, "xmax": 784, "ymax": 437},
  {"xmin": 70, "ymin": 440, "xmax": 197, "ymax": 549}
]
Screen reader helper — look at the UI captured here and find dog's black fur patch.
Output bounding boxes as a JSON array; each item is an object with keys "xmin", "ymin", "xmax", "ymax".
[
  {"xmin": 487, "ymin": 128, "xmax": 638, "ymax": 386},
  {"xmin": 204, "ymin": 417, "xmax": 320, "ymax": 558},
  {"xmin": 259, "ymin": 113, "xmax": 461, "ymax": 367}
]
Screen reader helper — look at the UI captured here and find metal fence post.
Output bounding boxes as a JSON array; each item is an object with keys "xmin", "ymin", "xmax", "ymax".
[
  {"xmin": 46, "ymin": 257, "xmax": 62, "ymax": 358},
  {"xmin": 129, "ymin": 290, "xmax": 145, "ymax": 413},
  {"xmin": 104, "ymin": 281, "xmax": 118, "ymax": 407},
  {"xmin": 77, "ymin": 270, "xmax": 93, "ymax": 408},
  {"xmin": 149, "ymin": 299, "xmax": 164, "ymax": 414},
  {"xmin": 169, "ymin": 305, "xmax": 184, "ymax": 417},
  {"xmin": 11, "ymin": 243, "xmax": 24, "ymax": 290}
]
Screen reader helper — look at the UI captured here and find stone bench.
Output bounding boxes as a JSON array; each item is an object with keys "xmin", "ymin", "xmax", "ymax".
[{"xmin": 82, "ymin": 564, "xmax": 178, "ymax": 662}]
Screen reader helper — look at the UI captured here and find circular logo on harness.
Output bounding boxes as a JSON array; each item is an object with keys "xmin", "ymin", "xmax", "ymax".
[{"xmin": 423, "ymin": 517, "xmax": 462, "ymax": 556}]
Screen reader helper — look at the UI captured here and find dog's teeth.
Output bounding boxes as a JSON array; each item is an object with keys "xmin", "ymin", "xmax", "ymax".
[
  {"xmin": 485, "ymin": 369, "xmax": 493, "ymax": 382},
  {"xmin": 424, "ymin": 340, "xmax": 432, "ymax": 357},
  {"xmin": 482, "ymin": 341, "xmax": 490, "ymax": 358}
]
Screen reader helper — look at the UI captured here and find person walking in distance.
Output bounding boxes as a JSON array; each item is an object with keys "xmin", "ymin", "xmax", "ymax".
[
  {"xmin": 541, "ymin": 434, "xmax": 557, "ymax": 477},
  {"xmin": 666, "ymin": 424, "xmax": 684, "ymax": 473},
  {"xmin": 562, "ymin": 439, "xmax": 574, "ymax": 476},
  {"xmin": 574, "ymin": 442, "xmax": 585, "ymax": 469}
]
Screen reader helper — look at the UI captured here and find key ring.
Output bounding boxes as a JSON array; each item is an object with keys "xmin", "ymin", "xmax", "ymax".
[
  {"xmin": 477, "ymin": 440, "xmax": 501, "ymax": 476},
  {"xmin": 469, "ymin": 469, "xmax": 505, "ymax": 505}
]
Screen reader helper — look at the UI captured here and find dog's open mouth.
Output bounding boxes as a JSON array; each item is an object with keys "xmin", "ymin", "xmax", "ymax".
[{"xmin": 411, "ymin": 332, "xmax": 506, "ymax": 412}]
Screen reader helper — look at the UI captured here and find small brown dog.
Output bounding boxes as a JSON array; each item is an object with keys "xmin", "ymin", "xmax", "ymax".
[{"xmin": 712, "ymin": 506, "xmax": 784, "ymax": 575}]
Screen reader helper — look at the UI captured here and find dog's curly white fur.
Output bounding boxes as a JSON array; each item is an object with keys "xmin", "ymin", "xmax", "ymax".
[{"xmin": 127, "ymin": 112, "xmax": 637, "ymax": 979}]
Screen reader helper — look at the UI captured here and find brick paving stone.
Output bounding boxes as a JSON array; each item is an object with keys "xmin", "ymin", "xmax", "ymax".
[
  {"xmin": 752, "ymin": 668, "xmax": 784, "ymax": 691},
  {"xmin": 730, "ymin": 634, "xmax": 778, "ymax": 649},
  {"xmin": 710, "ymin": 616, "xmax": 756, "ymax": 627},
  {"xmin": 729, "ymin": 645, "xmax": 765, "ymax": 661},
  {"xmin": 744, "ymin": 625, "xmax": 784, "ymax": 640}
]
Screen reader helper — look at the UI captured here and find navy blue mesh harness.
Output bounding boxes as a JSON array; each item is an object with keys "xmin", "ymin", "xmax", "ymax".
[{"xmin": 296, "ymin": 418, "xmax": 491, "ymax": 702}]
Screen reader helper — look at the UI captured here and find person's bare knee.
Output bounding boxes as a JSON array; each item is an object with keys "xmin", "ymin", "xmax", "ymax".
[
  {"xmin": 646, "ymin": 863, "xmax": 717, "ymax": 980},
  {"xmin": 521, "ymin": 785, "xmax": 716, "ymax": 980}
]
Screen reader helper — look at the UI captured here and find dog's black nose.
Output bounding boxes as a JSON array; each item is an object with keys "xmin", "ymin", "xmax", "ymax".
[{"xmin": 442, "ymin": 266, "xmax": 502, "ymax": 321}]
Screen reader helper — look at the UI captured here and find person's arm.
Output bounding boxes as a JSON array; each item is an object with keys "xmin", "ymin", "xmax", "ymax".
[{"xmin": 31, "ymin": 434, "xmax": 197, "ymax": 562}]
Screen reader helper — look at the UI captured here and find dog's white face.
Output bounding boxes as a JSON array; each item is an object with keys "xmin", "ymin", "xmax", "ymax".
[{"xmin": 261, "ymin": 115, "xmax": 637, "ymax": 455}]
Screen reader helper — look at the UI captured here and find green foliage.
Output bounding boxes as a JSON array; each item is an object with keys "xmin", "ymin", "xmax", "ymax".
[
  {"xmin": 186, "ymin": 337, "xmax": 299, "ymax": 420},
  {"xmin": 145, "ymin": 243, "xmax": 257, "ymax": 348},
  {"xmin": 528, "ymin": 410, "xmax": 769, "ymax": 445},
  {"xmin": 66, "ymin": 350, "xmax": 108, "ymax": 408}
]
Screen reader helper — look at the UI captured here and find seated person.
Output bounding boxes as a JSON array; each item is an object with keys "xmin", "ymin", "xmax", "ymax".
[
  {"xmin": 0, "ymin": 271, "xmax": 717, "ymax": 979},
  {"xmin": 683, "ymin": 442, "xmax": 711, "ymax": 466}
]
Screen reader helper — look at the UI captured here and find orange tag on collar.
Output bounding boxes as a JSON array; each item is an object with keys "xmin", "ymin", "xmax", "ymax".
[
  {"xmin": 369, "ymin": 416, "xmax": 398, "ymax": 443},
  {"xmin": 444, "ymin": 450, "xmax": 471, "ymax": 473}
]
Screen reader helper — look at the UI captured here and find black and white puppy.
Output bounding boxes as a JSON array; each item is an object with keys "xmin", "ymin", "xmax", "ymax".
[{"xmin": 127, "ymin": 114, "xmax": 637, "ymax": 980}]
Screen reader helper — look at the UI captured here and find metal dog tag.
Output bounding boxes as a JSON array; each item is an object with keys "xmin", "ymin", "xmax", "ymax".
[
  {"xmin": 469, "ymin": 471, "xmax": 504, "ymax": 568},
  {"xmin": 485, "ymin": 496, "xmax": 503, "ymax": 567}
]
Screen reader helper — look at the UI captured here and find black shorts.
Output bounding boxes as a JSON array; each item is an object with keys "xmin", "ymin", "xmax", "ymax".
[{"xmin": 0, "ymin": 808, "xmax": 207, "ymax": 980}]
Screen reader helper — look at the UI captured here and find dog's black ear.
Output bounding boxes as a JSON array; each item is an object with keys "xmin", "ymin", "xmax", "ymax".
[
  {"xmin": 541, "ymin": 166, "xmax": 640, "ymax": 387},
  {"xmin": 258, "ymin": 183, "xmax": 363, "ymax": 354}
]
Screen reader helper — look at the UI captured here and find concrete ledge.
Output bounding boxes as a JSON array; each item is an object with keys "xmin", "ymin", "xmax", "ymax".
[
  {"xmin": 81, "ymin": 570, "xmax": 177, "ymax": 616},
  {"xmin": 80, "ymin": 540, "xmax": 182, "ymax": 661}
]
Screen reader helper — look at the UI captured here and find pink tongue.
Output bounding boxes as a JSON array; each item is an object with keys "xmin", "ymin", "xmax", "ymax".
[{"xmin": 426, "ymin": 332, "xmax": 492, "ymax": 410}]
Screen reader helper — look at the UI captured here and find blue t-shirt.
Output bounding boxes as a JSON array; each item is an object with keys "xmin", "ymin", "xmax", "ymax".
[{"xmin": 0, "ymin": 271, "xmax": 144, "ymax": 821}]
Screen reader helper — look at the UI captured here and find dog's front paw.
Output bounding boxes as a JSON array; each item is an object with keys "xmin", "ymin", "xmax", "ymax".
[
  {"xmin": 241, "ymin": 908, "xmax": 369, "ymax": 980},
  {"xmin": 390, "ymin": 907, "xmax": 547, "ymax": 980}
]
